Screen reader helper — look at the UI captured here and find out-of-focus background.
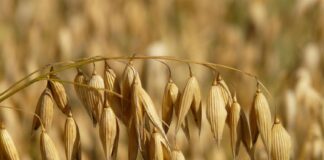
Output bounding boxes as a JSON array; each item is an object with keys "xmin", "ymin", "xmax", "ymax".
[{"xmin": 0, "ymin": 0, "xmax": 324, "ymax": 159}]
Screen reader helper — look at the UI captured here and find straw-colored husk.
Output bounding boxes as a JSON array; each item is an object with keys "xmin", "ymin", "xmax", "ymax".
[
  {"xmin": 32, "ymin": 87, "xmax": 54, "ymax": 131},
  {"xmin": 271, "ymin": 118, "xmax": 291, "ymax": 160},
  {"xmin": 74, "ymin": 69, "xmax": 95, "ymax": 124},
  {"xmin": 162, "ymin": 79, "xmax": 180, "ymax": 133},
  {"xmin": 249, "ymin": 87, "xmax": 272, "ymax": 155},
  {"xmin": 148, "ymin": 131, "xmax": 170, "ymax": 160},
  {"xmin": 0, "ymin": 123, "xmax": 20, "ymax": 160},
  {"xmin": 128, "ymin": 119, "xmax": 139, "ymax": 160},
  {"xmin": 131, "ymin": 74, "xmax": 169, "ymax": 149},
  {"xmin": 64, "ymin": 112, "xmax": 81, "ymax": 160},
  {"xmin": 40, "ymin": 130, "xmax": 60, "ymax": 160},
  {"xmin": 87, "ymin": 71, "xmax": 105, "ymax": 125},
  {"xmin": 99, "ymin": 105, "xmax": 118, "ymax": 160},
  {"xmin": 229, "ymin": 95, "xmax": 242, "ymax": 159},
  {"xmin": 206, "ymin": 79, "xmax": 227, "ymax": 146},
  {"xmin": 48, "ymin": 71, "xmax": 69, "ymax": 114},
  {"xmin": 121, "ymin": 64, "xmax": 140, "ymax": 125},
  {"xmin": 103, "ymin": 62, "xmax": 125, "ymax": 124},
  {"xmin": 176, "ymin": 76, "xmax": 201, "ymax": 134}
]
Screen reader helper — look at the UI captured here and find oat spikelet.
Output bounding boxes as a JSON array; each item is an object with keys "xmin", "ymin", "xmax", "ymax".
[
  {"xmin": 176, "ymin": 76, "xmax": 201, "ymax": 134},
  {"xmin": 32, "ymin": 87, "xmax": 54, "ymax": 131},
  {"xmin": 162, "ymin": 79, "xmax": 180, "ymax": 133},
  {"xmin": 40, "ymin": 130, "xmax": 60, "ymax": 160},
  {"xmin": 103, "ymin": 62, "xmax": 125, "ymax": 124},
  {"xmin": 48, "ymin": 67, "xmax": 69, "ymax": 114},
  {"xmin": 206, "ymin": 79, "xmax": 227, "ymax": 146},
  {"xmin": 171, "ymin": 149, "xmax": 185, "ymax": 160},
  {"xmin": 217, "ymin": 74, "xmax": 232, "ymax": 111},
  {"xmin": 132, "ymin": 74, "xmax": 170, "ymax": 149},
  {"xmin": 74, "ymin": 69, "xmax": 95, "ymax": 123},
  {"xmin": 0, "ymin": 123, "xmax": 20, "ymax": 160},
  {"xmin": 99, "ymin": 103, "xmax": 118, "ymax": 160},
  {"xmin": 229, "ymin": 94, "xmax": 242, "ymax": 159},
  {"xmin": 121, "ymin": 63, "xmax": 139, "ymax": 125},
  {"xmin": 249, "ymin": 86, "xmax": 272, "ymax": 155},
  {"xmin": 271, "ymin": 118, "xmax": 291, "ymax": 160},
  {"xmin": 87, "ymin": 70, "xmax": 105, "ymax": 125},
  {"xmin": 64, "ymin": 112, "xmax": 81, "ymax": 160}
]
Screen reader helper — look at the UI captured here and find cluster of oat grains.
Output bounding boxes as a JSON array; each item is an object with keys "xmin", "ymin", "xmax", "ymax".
[{"xmin": 0, "ymin": 56, "xmax": 291, "ymax": 160}]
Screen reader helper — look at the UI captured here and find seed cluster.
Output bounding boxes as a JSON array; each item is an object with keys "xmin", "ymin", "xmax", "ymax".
[{"xmin": 0, "ymin": 58, "xmax": 291, "ymax": 160}]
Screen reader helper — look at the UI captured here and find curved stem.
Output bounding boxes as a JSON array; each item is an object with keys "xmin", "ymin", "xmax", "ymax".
[
  {"xmin": 0, "ymin": 55, "xmax": 273, "ymax": 102},
  {"xmin": 154, "ymin": 60, "xmax": 172, "ymax": 80},
  {"xmin": 0, "ymin": 105, "xmax": 45, "ymax": 130}
]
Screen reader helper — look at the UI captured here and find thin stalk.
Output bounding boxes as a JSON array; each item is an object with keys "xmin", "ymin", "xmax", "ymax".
[
  {"xmin": 0, "ymin": 105, "xmax": 45, "ymax": 131},
  {"xmin": 0, "ymin": 55, "xmax": 273, "ymax": 103}
]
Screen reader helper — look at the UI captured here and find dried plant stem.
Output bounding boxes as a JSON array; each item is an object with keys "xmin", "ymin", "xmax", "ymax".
[
  {"xmin": 0, "ymin": 56, "xmax": 273, "ymax": 104},
  {"xmin": 0, "ymin": 105, "xmax": 45, "ymax": 130}
]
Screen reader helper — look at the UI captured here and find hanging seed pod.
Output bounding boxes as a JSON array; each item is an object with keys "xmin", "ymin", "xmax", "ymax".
[
  {"xmin": 271, "ymin": 118, "xmax": 291, "ymax": 160},
  {"xmin": 87, "ymin": 70, "xmax": 105, "ymax": 125},
  {"xmin": 176, "ymin": 76, "xmax": 201, "ymax": 134},
  {"xmin": 48, "ymin": 67, "xmax": 69, "ymax": 114},
  {"xmin": 32, "ymin": 87, "xmax": 54, "ymax": 131},
  {"xmin": 0, "ymin": 123, "xmax": 20, "ymax": 160},
  {"xmin": 103, "ymin": 62, "xmax": 125, "ymax": 124},
  {"xmin": 217, "ymin": 74, "xmax": 232, "ymax": 111},
  {"xmin": 131, "ymin": 75, "xmax": 170, "ymax": 149},
  {"xmin": 162, "ymin": 79, "xmax": 180, "ymax": 133},
  {"xmin": 74, "ymin": 69, "xmax": 95, "ymax": 124},
  {"xmin": 64, "ymin": 112, "xmax": 81, "ymax": 160},
  {"xmin": 171, "ymin": 149, "xmax": 185, "ymax": 160},
  {"xmin": 206, "ymin": 79, "xmax": 227, "ymax": 146},
  {"xmin": 121, "ymin": 63, "xmax": 139, "ymax": 125},
  {"xmin": 240, "ymin": 111, "xmax": 253, "ymax": 152},
  {"xmin": 249, "ymin": 85, "xmax": 272, "ymax": 155},
  {"xmin": 99, "ymin": 103, "xmax": 118, "ymax": 160},
  {"xmin": 40, "ymin": 130, "xmax": 60, "ymax": 160},
  {"xmin": 229, "ymin": 94, "xmax": 242, "ymax": 159}
]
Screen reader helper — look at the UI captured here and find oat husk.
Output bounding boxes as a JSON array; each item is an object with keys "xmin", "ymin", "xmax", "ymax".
[
  {"xmin": 0, "ymin": 123, "xmax": 20, "ymax": 160},
  {"xmin": 32, "ymin": 87, "xmax": 54, "ymax": 131}
]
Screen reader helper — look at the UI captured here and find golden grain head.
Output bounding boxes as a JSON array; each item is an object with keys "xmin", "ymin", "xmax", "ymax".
[
  {"xmin": 134, "ymin": 80, "xmax": 170, "ymax": 149},
  {"xmin": 40, "ymin": 130, "xmax": 60, "ymax": 160},
  {"xmin": 74, "ymin": 69, "xmax": 93, "ymax": 119},
  {"xmin": 87, "ymin": 71, "xmax": 105, "ymax": 125},
  {"xmin": 229, "ymin": 94, "xmax": 242, "ymax": 158},
  {"xmin": 271, "ymin": 118, "xmax": 291, "ymax": 160},
  {"xmin": 250, "ymin": 86, "xmax": 272, "ymax": 155},
  {"xmin": 176, "ymin": 76, "xmax": 201, "ymax": 134},
  {"xmin": 0, "ymin": 123, "xmax": 20, "ymax": 160},
  {"xmin": 217, "ymin": 74, "xmax": 232, "ymax": 110},
  {"xmin": 103, "ymin": 64, "xmax": 125, "ymax": 125},
  {"xmin": 48, "ymin": 72, "xmax": 69, "ymax": 114},
  {"xmin": 99, "ymin": 106, "xmax": 118, "ymax": 160},
  {"xmin": 206, "ymin": 79, "xmax": 228, "ymax": 146},
  {"xmin": 162, "ymin": 79, "xmax": 180, "ymax": 133},
  {"xmin": 64, "ymin": 112, "xmax": 81, "ymax": 160},
  {"xmin": 32, "ymin": 87, "xmax": 54, "ymax": 131},
  {"xmin": 121, "ymin": 64, "xmax": 140, "ymax": 122}
]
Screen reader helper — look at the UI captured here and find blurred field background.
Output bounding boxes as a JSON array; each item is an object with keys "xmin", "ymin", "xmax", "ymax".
[{"xmin": 0, "ymin": 0, "xmax": 324, "ymax": 159}]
